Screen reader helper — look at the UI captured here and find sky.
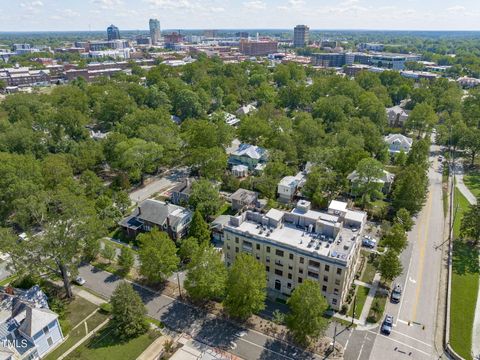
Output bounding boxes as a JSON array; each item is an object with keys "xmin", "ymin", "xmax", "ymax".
[{"xmin": 1, "ymin": 0, "xmax": 480, "ymax": 32}]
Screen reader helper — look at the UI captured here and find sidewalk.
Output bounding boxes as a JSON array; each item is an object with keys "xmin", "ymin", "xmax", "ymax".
[
  {"xmin": 137, "ymin": 335, "xmax": 173, "ymax": 360},
  {"xmin": 359, "ymin": 273, "xmax": 381, "ymax": 324}
]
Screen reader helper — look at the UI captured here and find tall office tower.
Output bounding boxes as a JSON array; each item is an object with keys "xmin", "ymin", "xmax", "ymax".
[
  {"xmin": 107, "ymin": 24, "xmax": 120, "ymax": 41},
  {"xmin": 293, "ymin": 25, "xmax": 310, "ymax": 48},
  {"xmin": 149, "ymin": 19, "xmax": 161, "ymax": 44}
]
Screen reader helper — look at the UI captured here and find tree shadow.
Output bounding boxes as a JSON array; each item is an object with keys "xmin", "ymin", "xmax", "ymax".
[
  {"xmin": 194, "ymin": 317, "xmax": 244, "ymax": 349},
  {"xmin": 258, "ymin": 338, "xmax": 315, "ymax": 360},
  {"xmin": 160, "ymin": 300, "xmax": 204, "ymax": 333},
  {"xmin": 452, "ymin": 240, "xmax": 480, "ymax": 275}
]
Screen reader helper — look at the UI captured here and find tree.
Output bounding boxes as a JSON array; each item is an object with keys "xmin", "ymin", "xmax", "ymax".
[
  {"xmin": 395, "ymin": 208, "xmax": 414, "ymax": 231},
  {"xmin": 110, "ymin": 282, "xmax": 149, "ymax": 340},
  {"xmin": 461, "ymin": 201, "xmax": 480, "ymax": 245},
  {"xmin": 173, "ymin": 88, "xmax": 205, "ymax": 119},
  {"xmin": 224, "ymin": 254, "xmax": 267, "ymax": 320},
  {"xmin": 188, "ymin": 180, "xmax": 221, "ymax": 219},
  {"xmin": 188, "ymin": 209, "xmax": 211, "ymax": 243},
  {"xmin": 101, "ymin": 242, "xmax": 116, "ymax": 264},
  {"xmin": 405, "ymin": 102, "xmax": 437, "ymax": 137},
  {"xmin": 118, "ymin": 246, "xmax": 135, "ymax": 274},
  {"xmin": 184, "ymin": 244, "xmax": 227, "ymax": 302},
  {"xmin": 459, "ymin": 128, "xmax": 480, "ymax": 167},
  {"xmin": 381, "ymin": 222, "xmax": 408, "ymax": 253},
  {"xmin": 137, "ymin": 229, "xmax": 179, "ymax": 283},
  {"xmin": 286, "ymin": 280, "xmax": 329, "ymax": 345},
  {"xmin": 352, "ymin": 158, "xmax": 385, "ymax": 207},
  {"xmin": 392, "ymin": 164, "xmax": 428, "ymax": 214},
  {"xmin": 378, "ymin": 249, "xmax": 403, "ymax": 282},
  {"xmin": 178, "ymin": 237, "xmax": 200, "ymax": 263}
]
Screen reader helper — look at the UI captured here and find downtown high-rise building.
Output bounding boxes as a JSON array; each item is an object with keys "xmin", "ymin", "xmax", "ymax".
[
  {"xmin": 149, "ymin": 19, "xmax": 161, "ymax": 44},
  {"xmin": 107, "ymin": 24, "xmax": 120, "ymax": 41},
  {"xmin": 293, "ymin": 25, "xmax": 309, "ymax": 48}
]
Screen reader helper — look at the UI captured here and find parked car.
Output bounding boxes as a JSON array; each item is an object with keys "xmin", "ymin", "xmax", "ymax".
[
  {"xmin": 381, "ymin": 315, "xmax": 394, "ymax": 335},
  {"xmin": 74, "ymin": 276, "xmax": 86, "ymax": 286},
  {"xmin": 362, "ymin": 237, "xmax": 377, "ymax": 248},
  {"xmin": 391, "ymin": 284, "xmax": 402, "ymax": 303}
]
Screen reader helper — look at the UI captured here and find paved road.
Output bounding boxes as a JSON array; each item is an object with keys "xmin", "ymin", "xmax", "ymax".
[
  {"xmin": 78, "ymin": 264, "xmax": 321, "ymax": 360},
  {"xmin": 366, "ymin": 144, "xmax": 445, "ymax": 359},
  {"xmin": 129, "ymin": 167, "xmax": 189, "ymax": 203}
]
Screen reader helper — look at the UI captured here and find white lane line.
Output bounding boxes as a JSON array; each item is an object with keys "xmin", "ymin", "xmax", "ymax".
[
  {"xmin": 390, "ymin": 330, "xmax": 433, "ymax": 348},
  {"xmin": 367, "ymin": 330, "xmax": 431, "ymax": 356},
  {"xmin": 356, "ymin": 332, "xmax": 368, "ymax": 360},
  {"xmin": 397, "ymin": 319, "xmax": 409, "ymax": 325},
  {"xmin": 236, "ymin": 337, "xmax": 296, "ymax": 360},
  {"xmin": 344, "ymin": 328, "xmax": 353, "ymax": 351}
]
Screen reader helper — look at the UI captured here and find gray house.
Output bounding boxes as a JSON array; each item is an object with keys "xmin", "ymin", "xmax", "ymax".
[
  {"xmin": 119, "ymin": 199, "xmax": 192, "ymax": 240},
  {"xmin": 230, "ymin": 189, "xmax": 259, "ymax": 211},
  {"xmin": 0, "ymin": 285, "xmax": 64, "ymax": 360}
]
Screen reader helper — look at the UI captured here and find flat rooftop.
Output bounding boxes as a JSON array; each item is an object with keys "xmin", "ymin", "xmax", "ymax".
[{"xmin": 226, "ymin": 210, "xmax": 362, "ymax": 265}]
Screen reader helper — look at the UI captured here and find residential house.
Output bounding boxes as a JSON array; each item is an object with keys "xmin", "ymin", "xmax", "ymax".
[
  {"xmin": 0, "ymin": 285, "xmax": 64, "ymax": 359},
  {"xmin": 384, "ymin": 134, "xmax": 413, "ymax": 154},
  {"xmin": 386, "ymin": 106, "xmax": 410, "ymax": 128},
  {"xmin": 230, "ymin": 189, "xmax": 259, "ymax": 211},
  {"xmin": 231, "ymin": 165, "xmax": 249, "ymax": 178},
  {"xmin": 119, "ymin": 199, "xmax": 192, "ymax": 239},
  {"xmin": 228, "ymin": 143, "xmax": 268, "ymax": 172},
  {"xmin": 277, "ymin": 172, "xmax": 307, "ymax": 203},
  {"xmin": 170, "ymin": 178, "xmax": 194, "ymax": 206},
  {"xmin": 236, "ymin": 103, "xmax": 257, "ymax": 117},
  {"xmin": 347, "ymin": 169, "xmax": 395, "ymax": 195}
]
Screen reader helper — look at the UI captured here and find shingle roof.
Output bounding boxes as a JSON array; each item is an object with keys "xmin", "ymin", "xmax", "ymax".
[
  {"xmin": 233, "ymin": 144, "xmax": 267, "ymax": 160},
  {"xmin": 18, "ymin": 306, "xmax": 58, "ymax": 338},
  {"xmin": 137, "ymin": 199, "xmax": 185, "ymax": 226}
]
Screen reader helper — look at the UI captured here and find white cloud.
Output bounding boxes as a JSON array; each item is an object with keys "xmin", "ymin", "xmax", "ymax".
[
  {"xmin": 447, "ymin": 5, "xmax": 466, "ymax": 13},
  {"xmin": 145, "ymin": 0, "xmax": 198, "ymax": 10},
  {"xmin": 243, "ymin": 0, "xmax": 266, "ymax": 10},
  {"xmin": 90, "ymin": 0, "xmax": 124, "ymax": 10}
]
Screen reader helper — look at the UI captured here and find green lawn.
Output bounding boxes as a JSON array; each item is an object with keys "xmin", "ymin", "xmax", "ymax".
[
  {"xmin": 45, "ymin": 323, "xmax": 88, "ymax": 360},
  {"xmin": 464, "ymin": 171, "xmax": 480, "ymax": 199},
  {"xmin": 66, "ymin": 324, "xmax": 160, "ymax": 360},
  {"xmin": 361, "ymin": 260, "xmax": 377, "ymax": 285},
  {"xmin": 348, "ymin": 285, "xmax": 370, "ymax": 319},
  {"xmin": 449, "ymin": 188, "xmax": 480, "ymax": 360},
  {"xmin": 64, "ymin": 297, "xmax": 99, "ymax": 331},
  {"xmin": 367, "ymin": 291, "xmax": 388, "ymax": 323}
]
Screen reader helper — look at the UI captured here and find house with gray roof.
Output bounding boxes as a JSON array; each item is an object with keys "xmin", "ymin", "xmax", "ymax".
[
  {"xmin": 384, "ymin": 133, "xmax": 413, "ymax": 154},
  {"xmin": 228, "ymin": 143, "xmax": 268, "ymax": 172},
  {"xmin": 0, "ymin": 285, "xmax": 64, "ymax": 359},
  {"xmin": 347, "ymin": 169, "xmax": 395, "ymax": 195},
  {"xmin": 386, "ymin": 106, "xmax": 410, "ymax": 127},
  {"xmin": 119, "ymin": 199, "xmax": 192, "ymax": 239}
]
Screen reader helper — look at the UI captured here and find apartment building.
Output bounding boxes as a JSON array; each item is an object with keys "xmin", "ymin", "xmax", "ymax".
[
  {"xmin": 293, "ymin": 25, "xmax": 309, "ymax": 48},
  {"xmin": 223, "ymin": 200, "xmax": 367, "ymax": 310},
  {"xmin": 239, "ymin": 39, "xmax": 278, "ymax": 56}
]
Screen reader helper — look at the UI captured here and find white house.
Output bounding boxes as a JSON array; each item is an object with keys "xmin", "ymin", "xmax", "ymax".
[
  {"xmin": 384, "ymin": 134, "xmax": 413, "ymax": 154},
  {"xmin": 277, "ymin": 172, "xmax": 307, "ymax": 203},
  {"xmin": 0, "ymin": 285, "xmax": 64, "ymax": 359},
  {"xmin": 236, "ymin": 103, "xmax": 257, "ymax": 117},
  {"xmin": 386, "ymin": 106, "xmax": 410, "ymax": 128},
  {"xmin": 347, "ymin": 169, "xmax": 395, "ymax": 194}
]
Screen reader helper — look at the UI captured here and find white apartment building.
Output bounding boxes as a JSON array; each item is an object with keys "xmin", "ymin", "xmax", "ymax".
[{"xmin": 223, "ymin": 200, "xmax": 367, "ymax": 310}]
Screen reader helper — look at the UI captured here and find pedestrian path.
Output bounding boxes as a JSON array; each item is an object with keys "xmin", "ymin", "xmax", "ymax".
[
  {"xmin": 137, "ymin": 335, "xmax": 172, "ymax": 360},
  {"xmin": 359, "ymin": 273, "xmax": 381, "ymax": 324}
]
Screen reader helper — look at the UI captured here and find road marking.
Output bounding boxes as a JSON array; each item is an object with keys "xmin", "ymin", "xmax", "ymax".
[
  {"xmin": 343, "ymin": 328, "xmax": 353, "ymax": 351},
  {"xmin": 408, "ymin": 277, "xmax": 416, "ymax": 284},
  {"xmin": 236, "ymin": 337, "xmax": 296, "ymax": 360},
  {"xmin": 412, "ymin": 183, "xmax": 434, "ymax": 321},
  {"xmin": 390, "ymin": 329, "xmax": 433, "ymax": 348},
  {"xmin": 367, "ymin": 330, "xmax": 431, "ymax": 357},
  {"xmin": 356, "ymin": 332, "xmax": 368, "ymax": 360}
]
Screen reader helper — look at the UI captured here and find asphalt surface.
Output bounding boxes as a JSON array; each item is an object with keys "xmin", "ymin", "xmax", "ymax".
[{"xmin": 78, "ymin": 264, "xmax": 321, "ymax": 360}]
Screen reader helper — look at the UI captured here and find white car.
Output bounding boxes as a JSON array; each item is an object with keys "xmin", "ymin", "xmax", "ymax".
[{"xmin": 74, "ymin": 276, "xmax": 86, "ymax": 286}]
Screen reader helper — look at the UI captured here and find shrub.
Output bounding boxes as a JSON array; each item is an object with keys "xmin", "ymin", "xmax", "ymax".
[{"xmin": 100, "ymin": 302, "xmax": 112, "ymax": 314}]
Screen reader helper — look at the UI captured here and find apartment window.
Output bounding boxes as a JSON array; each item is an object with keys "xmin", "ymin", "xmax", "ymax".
[
  {"xmin": 334, "ymin": 288, "xmax": 339, "ymax": 295},
  {"xmin": 287, "ymin": 283, "xmax": 292, "ymax": 289},
  {"xmin": 325, "ymin": 264, "xmax": 330, "ymax": 272},
  {"xmin": 299, "ymin": 268, "xmax": 303, "ymax": 274},
  {"xmin": 43, "ymin": 326, "xmax": 50, "ymax": 334},
  {"xmin": 335, "ymin": 279, "xmax": 341, "ymax": 286},
  {"xmin": 288, "ymin": 265, "xmax": 293, "ymax": 270},
  {"xmin": 322, "ymin": 285, "xmax": 327, "ymax": 292},
  {"xmin": 226, "ymin": 254, "xmax": 231, "ymax": 260},
  {"xmin": 266, "ymin": 256, "xmax": 270, "ymax": 263},
  {"xmin": 256, "ymin": 244, "xmax": 261, "ymax": 250},
  {"xmin": 227, "ymin": 244, "xmax": 231, "ymax": 250},
  {"xmin": 332, "ymin": 299, "xmax": 337, "ymax": 305},
  {"xmin": 266, "ymin": 266, "xmax": 270, "ymax": 272},
  {"xmin": 235, "ymin": 237, "xmax": 239, "ymax": 244},
  {"xmin": 275, "ymin": 249, "xmax": 284, "ymax": 257},
  {"xmin": 266, "ymin": 246, "xmax": 271, "ymax": 253},
  {"xmin": 275, "ymin": 269, "xmax": 283, "ymax": 276},
  {"xmin": 337, "ymin": 268, "xmax": 342, "ymax": 275},
  {"xmin": 243, "ymin": 240, "xmax": 252, "ymax": 247},
  {"xmin": 289, "ymin": 253, "xmax": 294, "ymax": 260},
  {"xmin": 299, "ymin": 257, "xmax": 304, "ymax": 264},
  {"xmin": 308, "ymin": 271, "xmax": 319, "ymax": 279},
  {"xmin": 256, "ymin": 255, "xmax": 260, "ymax": 260},
  {"xmin": 288, "ymin": 273, "xmax": 292, "ymax": 280},
  {"xmin": 309, "ymin": 260, "xmax": 321, "ymax": 269},
  {"xmin": 323, "ymin": 276, "xmax": 328, "ymax": 282},
  {"xmin": 235, "ymin": 247, "xmax": 239, "ymax": 253},
  {"xmin": 298, "ymin": 277, "xmax": 303, "ymax": 283},
  {"xmin": 47, "ymin": 337, "xmax": 53, "ymax": 346}
]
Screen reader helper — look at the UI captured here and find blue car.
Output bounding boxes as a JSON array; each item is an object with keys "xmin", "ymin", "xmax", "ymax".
[
  {"xmin": 362, "ymin": 238, "xmax": 377, "ymax": 248},
  {"xmin": 381, "ymin": 315, "xmax": 394, "ymax": 335}
]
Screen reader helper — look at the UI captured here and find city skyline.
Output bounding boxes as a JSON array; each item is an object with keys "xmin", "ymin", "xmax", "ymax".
[{"xmin": 2, "ymin": 0, "xmax": 480, "ymax": 32}]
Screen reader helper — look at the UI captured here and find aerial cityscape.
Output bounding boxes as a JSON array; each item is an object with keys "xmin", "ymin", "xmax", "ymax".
[{"xmin": 0, "ymin": 1, "xmax": 479, "ymax": 360}]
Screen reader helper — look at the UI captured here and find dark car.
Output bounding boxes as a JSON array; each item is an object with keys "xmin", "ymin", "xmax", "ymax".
[
  {"xmin": 381, "ymin": 315, "xmax": 394, "ymax": 335},
  {"xmin": 391, "ymin": 284, "xmax": 402, "ymax": 303}
]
